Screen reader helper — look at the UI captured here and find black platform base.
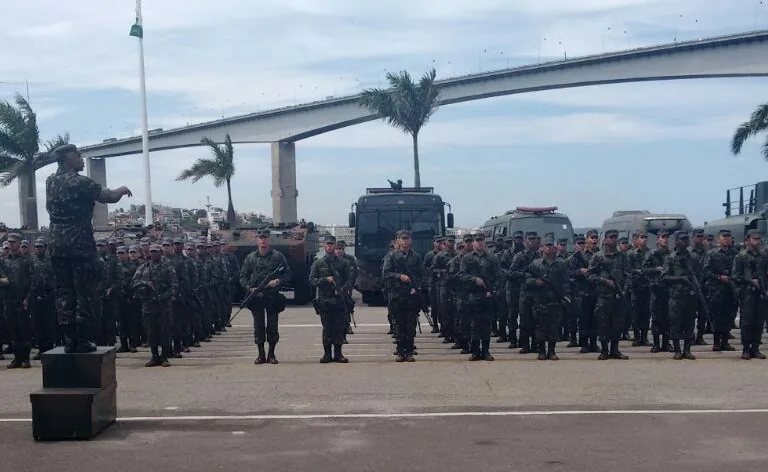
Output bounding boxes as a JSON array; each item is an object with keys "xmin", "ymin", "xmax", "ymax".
[
  {"xmin": 30, "ymin": 381, "xmax": 117, "ymax": 441},
  {"xmin": 42, "ymin": 346, "xmax": 116, "ymax": 389}
]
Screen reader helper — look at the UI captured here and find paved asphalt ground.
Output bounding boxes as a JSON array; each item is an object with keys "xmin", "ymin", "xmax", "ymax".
[{"xmin": 2, "ymin": 302, "xmax": 768, "ymax": 471}]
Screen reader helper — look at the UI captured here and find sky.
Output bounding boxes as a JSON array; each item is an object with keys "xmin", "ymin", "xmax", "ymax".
[{"xmin": 2, "ymin": 0, "xmax": 768, "ymax": 229}]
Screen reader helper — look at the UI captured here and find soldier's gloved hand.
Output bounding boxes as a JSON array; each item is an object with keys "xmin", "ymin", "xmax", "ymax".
[
  {"xmin": 399, "ymin": 274, "xmax": 411, "ymax": 283},
  {"xmin": 535, "ymin": 279, "xmax": 545, "ymax": 286},
  {"xmin": 267, "ymin": 279, "xmax": 280, "ymax": 288},
  {"xmin": 474, "ymin": 277, "xmax": 485, "ymax": 287},
  {"xmin": 485, "ymin": 291, "xmax": 492, "ymax": 298}
]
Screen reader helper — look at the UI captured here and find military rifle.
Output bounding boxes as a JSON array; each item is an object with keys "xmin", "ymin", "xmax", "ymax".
[
  {"xmin": 682, "ymin": 257, "xmax": 711, "ymax": 325},
  {"xmin": 526, "ymin": 263, "xmax": 571, "ymax": 306},
  {"xmin": 229, "ymin": 265, "xmax": 286, "ymax": 324},
  {"xmin": 329, "ymin": 257, "xmax": 356, "ymax": 327},
  {"xmin": 394, "ymin": 253, "xmax": 433, "ymax": 329}
]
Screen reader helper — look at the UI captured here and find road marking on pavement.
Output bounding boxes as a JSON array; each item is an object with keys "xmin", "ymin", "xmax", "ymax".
[
  {"xmin": 164, "ymin": 407, "xmax": 179, "ymax": 411},
  {"xmin": 232, "ymin": 324, "xmax": 390, "ymax": 328},
  {"xmin": 3, "ymin": 408, "xmax": 768, "ymax": 423}
]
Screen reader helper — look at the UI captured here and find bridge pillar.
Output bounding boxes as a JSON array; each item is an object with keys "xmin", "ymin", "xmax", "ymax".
[
  {"xmin": 270, "ymin": 141, "xmax": 298, "ymax": 224},
  {"xmin": 86, "ymin": 157, "xmax": 109, "ymax": 229}
]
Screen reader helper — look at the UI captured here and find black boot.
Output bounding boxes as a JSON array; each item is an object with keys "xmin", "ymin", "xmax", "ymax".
[
  {"xmin": 469, "ymin": 340, "xmax": 482, "ymax": 361},
  {"xmin": 267, "ymin": 343, "xmax": 278, "ymax": 364},
  {"xmin": 333, "ymin": 344, "xmax": 348, "ymax": 363},
  {"xmin": 589, "ymin": 338, "xmax": 600, "ymax": 353},
  {"xmin": 481, "ymin": 340, "xmax": 494, "ymax": 361},
  {"xmin": 721, "ymin": 334, "xmax": 735, "ymax": 351},
  {"xmin": 598, "ymin": 341, "xmax": 609, "ymax": 360},
  {"xmin": 507, "ymin": 332, "xmax": 518, "ymax": 349},
  {"xmin": 579, "ymin": 337, "xmax": 589, "ymax": 354},
  {"xmin": 661, "ymin": 335, "xmax": 672, "ymax": 352},
  {"xmin": 639, "ymin": 330, "xmax": 649, "ymax": 346},
  {"xmin": 566, "ymin": 333, "xmax": 578, "ymax": 348},
  {"xmin": 752, "ymin": 343, "xmax": 766, "ymax": 360},
  {"xmin": 547, "ymin": 341, "xmax": 559, "ymax": 360},
  {"xmin": 694, "ymin": 330, "xmax": 707, "ymax": 346},
  {"xmin": 610, "ymin": 340, "xmax": 628, "ymax": 359},
  {"xmin": 320, "ymin": 344, "xmax": 332, "ymax": 363},
  {"xmin": 741, "ymin": 344, "xmax": 751, "ymax": 360},
  {"xmin": 519, "ymin": 336, "xmax": 531, "ymax": 354},
  {"xmin": 395, "ymin": 342, "xmax": 406, "ymax": 362},
  {"xmin": 631, "ymin": 329, "xmax": 640, "ymax": 346},
  {"xmin": 650, "ymin": 334, "xmax": 661, "ymax": 353},
  {"xmin": 537, "ymin": 341, "xmax": 547, "ymax": 360},
  {"xmin": 683, "ymin": 339, "xmax": 696, "ymax": 360},
  {"xmin": 255, "ymin": 343, "xmax": 266, "ymax": 365},
  {"xmin": 712, "ymin": 334, "xmax": 722, "ymax": 352},
  {"xmin": 673, "ymin": 339, "xmax": 683, "ymax": 360},
  {"xmin": 117, "ymin": 337, "xmax": 130, "ymax": 353}
]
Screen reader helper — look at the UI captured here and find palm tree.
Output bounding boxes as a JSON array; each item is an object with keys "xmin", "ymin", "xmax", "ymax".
[
  {"xmin": 0, "ymin": 93, "xmax": 70, "ymax": 229},
  {"xmin": 731, "ymin": 103, "xmax": 768, "ymax": 160},
  {"xmin": 176, "ymin": 133, "xmax": 237, "ymax": 224},
  {"xmin": 360, "ymin": 68, "xmax": 441, "ymax": 188}
]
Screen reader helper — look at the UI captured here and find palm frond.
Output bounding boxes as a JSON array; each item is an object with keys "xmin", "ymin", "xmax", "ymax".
[
  {"xmin": 731, "ymin": 104, "xmax": 768, "ymax": 155},
  {"xmin": 176, "ymin": 158, "xmax": 222, "ymax": 185},
  {"xmin": 34, "ymin": 133, "xmax": 71, "ymax": 171},
  {"xmin": 763, "ymin": 135, "xmax": 768, "ymax": 162},
  {"xmin": 13, "ymin": 94, "xmax": 39, "ymax": 157},
  {"xmin": 0, "ymin": 159, "xmax": 26, "ymax": 187},
  {"xmin": 43, "ymin": 133, "xmax": 70, "ymax": 153}
]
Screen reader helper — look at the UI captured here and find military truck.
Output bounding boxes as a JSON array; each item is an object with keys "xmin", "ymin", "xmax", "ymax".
[
  {"xmin": 348, "ymin": 186, "xmax": 454, "ymax": 305},
  {"xmin": 482, "ymin": 207, "xmax": 575, "ymax": 248},
  {"xmin": 601, "ymin": 210, "xmax": 693, "ymax": 247},
  {"xmin": 214, "ymin": 222, "xmax": 319, "ymax": 305},
  {"xmin": 703, "ymin": 181, "xmax": 768, "ymax": 242}
]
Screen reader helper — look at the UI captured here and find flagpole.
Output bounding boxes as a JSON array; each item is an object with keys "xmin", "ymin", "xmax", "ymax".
[{"xmin": 131, "ymin": 0, "xmax": 153, "ymax": 227}]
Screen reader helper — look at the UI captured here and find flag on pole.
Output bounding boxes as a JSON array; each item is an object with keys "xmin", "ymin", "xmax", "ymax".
[{"xmin": 129, "ymin": 22, "xmax": 143, "ymax": 38}]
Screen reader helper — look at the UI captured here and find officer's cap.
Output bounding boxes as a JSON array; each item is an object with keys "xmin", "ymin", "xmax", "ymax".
[
  {"xmin": 673, "ymin": 230, "xmax": 689, "ymax": 240},
  {"xmin": 557, "ymin": 238, "xmax": 568, "ymax": 245},
  {"xmin": 96, "ymin": 239, "xmax": 106, "ymax": 246},
  {"xmin": 746, "ymin": 229, "xmax": 762, "ymax": 238},
  {"xmin": 140, "ymin": 237, "xmax": 150, "ymax": 244},
  {"xmin": 34, "ymin": 238, "xmax": 46, "ymax": 247},
  {"xmin": 604, "ymin": 229, "xmax": 619, "ymax": 237},
  {"xmin": 658, "ymin": 229, "xmax": 671, "ymax": 237},
  {"xmin": 474, "ymin": 233, "xmax": 486, "ymax": 241},
  {"xmin": 325, "ymin": 235, "xmax": 337, "ymax": 243},
  {"xmin": 173, "ymin": 238, "xmax": 184, "ymax": 244},
  {"xmin": 586, "ymin": 229, "xmax": 599, "ymax": 237},
  {"xmin": 161, "ymin": 238, "xmax": 172, "ymax": 245},
  {"xmin": 6, "ymin": 233, "xmax": 21, "ymax": 242},
  {"xmin": 513, "ymin": 231, "xmax": 524, "ymax": 238},
  {"xmin": 116, "ymin": 246, "xmax": 127, "ymax": 254},
  {"xmin": 717, "ymin": 229, "xmax": 731, "ymax": 236},
  {"xmin": 692, "ymin": 228, "xmax": 705, "ymax": 236},
  {"xmin": 457, "ymin": 242, "xmax": 465, "ymax": 249},
  {"xmin": 149, "ymin": 244, "xmax": 162, "ymax": 252},
  {"xmin": 635, "ymin": 229, "xmax": 647, "ymax": 237},
  {"xmin": 128, "ymin": 245, "xmax": 139, "ymax": 253},
  {"xmin": 462, "ymin": 234, "xmax": 474, "ymax": 243},
  {"xmin": 195, "ymin": 240, "xmax": 207, "ymax": 248},
  {"xmin": 20, "ymin": 239, "xmax": 29, "ymax": 247},
  {"xmin": 257, "ymin": 229, "xmax": 271, "ymax": 237},
  {"xmin": 575, "ymin": 235, "xmax": 586, "ymax": 243},
  {"xmin": 542, "ymin": 237, "xmax": 555, "ymax": 246},
  {"xmin": 525, "ymin": 231, "xmax": 539, "ymax": 239},
  {"xmin": 337, "ymin": 240, "xmax": 347, "ymax": 247},
  {"xmin": 395, "ymin": 229, "xmax": 411, "ymax": 239},
  {"xmin": 53, "ymin": 144, "xmax": 78, "ymax": 163},
  {"xmin": 619, "ymin": 237, "xmax": 629, "ymax": 244},
  {"xmin": 446, "ymin": 236, "xmax": 455, "ymax": 242}
]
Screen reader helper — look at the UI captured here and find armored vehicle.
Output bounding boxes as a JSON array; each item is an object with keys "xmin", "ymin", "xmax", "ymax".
[
  {"xmin": 214, "ymin": 222, "xmax": 319, "ymax": 305},
  {"xmin": 703, "ymin": 181, "xmax": 768, "ymax": 243},
  {"xmin": 482, "ymin": 207, "xmax": 575, "ymax": 248},
  {"xmin": 601, "ymin": 210, "xmax": 692, "ymax": 247},
  {"xmin": 348, "ymin": 186, "xmax": 454, "ymax": 305}
]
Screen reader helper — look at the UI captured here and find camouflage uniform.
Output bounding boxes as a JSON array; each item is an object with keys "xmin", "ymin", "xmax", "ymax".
[
  {"xmin": 29, "ymin": 240, "xmax": 57, "ymax": 356},
  {"xmin": 458, "ymin": 240, "xmax": 501, "ymax": 360},
  {"xmin": 703, "ymin": 234, "xmax": 739, "ymax": 351},
  {"xmin": 627, "ymin": 237, "xmax": 651, "ymax": 346},
  {"xmin": 239, "ymin": 240, "xmax": 291, "ymax": 364},
  {"xmin": 643, "ymin": 233, "xmax": 671, "ymax": 352},
  {"xmin": 731, "ymin": 232, "xmax": 767, "ymax": 359},
  {"xmin": 183, "ymin": 245, "xmax": 204, "ymax": 346},
  {"xmin": 116, "ymin": 247, "xmax": 139, "ymax": 352},
  {"xmin": 509, "ymin": 233, "xmax": 542, "ymax": 353},
  {"xmin": 382, "ymin": 232, "xmax": 425, "ymax": 362},
  {"xmin": 167, "ymin": 242, "xmax": 191, "ymax": 355},
  {"xmin": 0, "ymin": 241, "xmax": 33, "ymax": 366},
  {"xmin": 98, "ymin": 241, "xmax": 122, "ymax": 346},
  {"xmin": 432, "ymin": 239, "xmax": 456, "ymax": 343},
  {"xmin": 689, "ymin": 228, "xmax": 710, "ymax": 343},
  {"xmin": 310, "ymin": 245, "xmax": 353, "ymax": 362},
  {"xmin": 525, "ymin": 248, "xmax": 569, "ymax": 359},
  {"xmin": 424, "ymin": 239, "xmax": 441, "ymax": 333},
  {"xmin": 337, "ymin": 241, "xmax": 358, "ymax": 336},
  {"xmin": 587, "ymin": 229, "xmax": 629, "ymax": 360},
  {"xmin": 448, "ymin": 236, "xmax": 473, "ymax": 353},
  {"xmin": 661, "ymin": 232, "xmax": 700, "ymax": 359},
  {"xmin": 569, "ymin": 241, "xmax": 598, "ymax": 353},
  {"xmin": 132, "ymin": 246, "xmax": 178, "ymax": 365},
  {"xmin": 500, "ymin": 232, "xmax": 525, "ymax": 348}
]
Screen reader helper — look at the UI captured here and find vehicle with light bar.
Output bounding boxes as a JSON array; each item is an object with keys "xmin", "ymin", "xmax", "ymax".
[
  {"xmin": 348, "ymin": 186, "xmax": 454, "ymax": 305},
  {"xmin": 482, "ymin": 206, "xmax": 575, "ymax": 247},
  {"xmin": 601, "ymin": 210, "xmax": 692, "ymax": 247}
]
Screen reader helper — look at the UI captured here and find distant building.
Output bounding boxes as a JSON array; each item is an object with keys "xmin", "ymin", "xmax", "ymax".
[{"xmin": 317, "ymin": 225, "xmax": 355, "ymax": 245}]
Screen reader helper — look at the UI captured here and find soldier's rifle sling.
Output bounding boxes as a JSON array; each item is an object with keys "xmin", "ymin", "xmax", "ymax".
[{"xmin": 229, "ymin": 264, "xmax": 285, "ymax": 324}]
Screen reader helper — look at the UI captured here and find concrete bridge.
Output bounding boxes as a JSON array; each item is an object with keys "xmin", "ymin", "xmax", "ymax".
[{"xmin": 80, "ymin": 30, "xmax": 768, "ymax": 227}]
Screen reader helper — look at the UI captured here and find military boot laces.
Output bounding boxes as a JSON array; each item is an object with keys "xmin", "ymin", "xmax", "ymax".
[
  {"xmin": 333, "ymin": 344, "xmax": 349, "ymax": 363},
  {"xmin": 320, "ymin": 345, "xmax": 333, "ymax": 364}
]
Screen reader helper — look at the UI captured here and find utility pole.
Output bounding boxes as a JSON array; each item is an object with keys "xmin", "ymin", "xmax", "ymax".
[{"xmin": 130, "ymin": 0, "xmax": 153, "ymax": 228}]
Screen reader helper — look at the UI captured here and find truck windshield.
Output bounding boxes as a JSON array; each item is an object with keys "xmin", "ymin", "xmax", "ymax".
[
  {"xmin": 509, "ymin": 216, "xmax": 573, "ymax": 241},
  {"xmin": 357, "ymin": 209, "xmax": 442, "ymax": 259}
]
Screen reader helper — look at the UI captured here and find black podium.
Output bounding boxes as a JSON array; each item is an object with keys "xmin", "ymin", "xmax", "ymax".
[{"xmin": 29, "ymin": 346, "xmax": 117, "ymax": 441}]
